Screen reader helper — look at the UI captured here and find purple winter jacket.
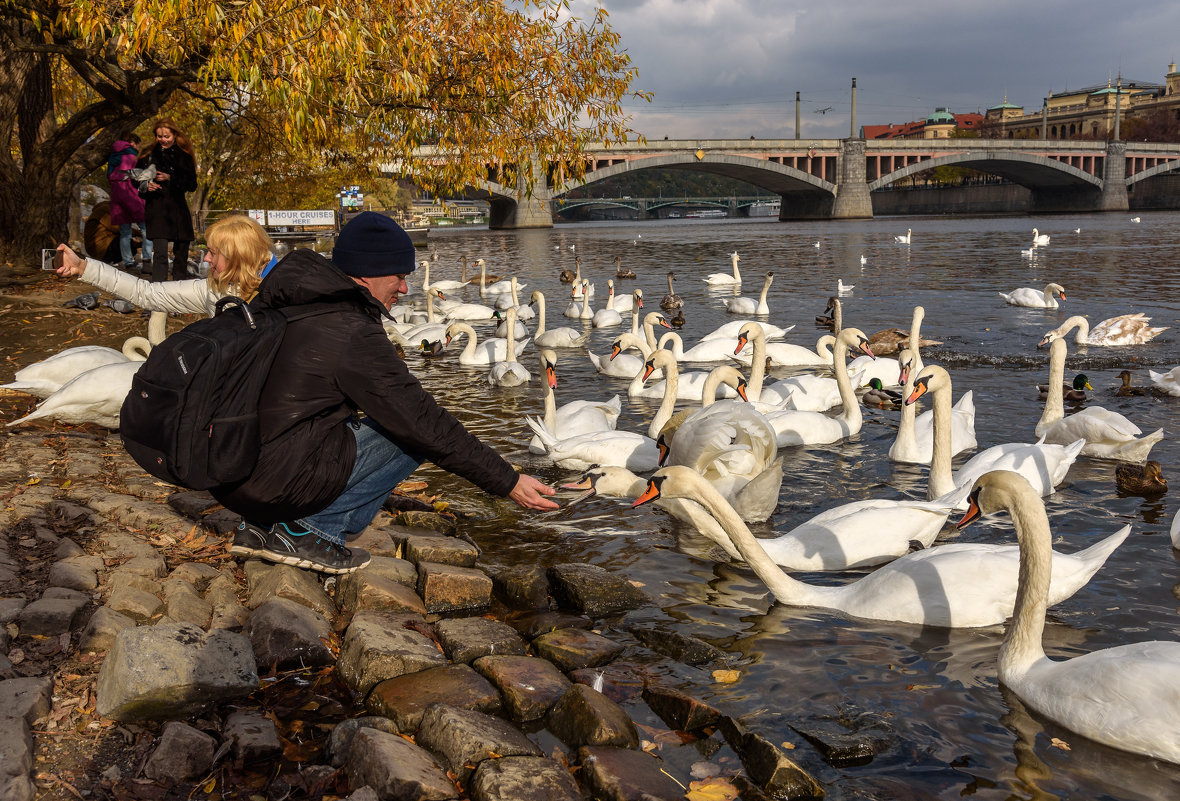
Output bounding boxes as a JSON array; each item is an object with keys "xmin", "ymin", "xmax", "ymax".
[{"xmin": 107, "ymin": 140, "xmax": 145, "ymax": 225}]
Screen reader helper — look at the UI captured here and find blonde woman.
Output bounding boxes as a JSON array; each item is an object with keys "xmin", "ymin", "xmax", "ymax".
[{"xmin": 54, "ymin": 213, "xmax": 275, "ymax": 316}]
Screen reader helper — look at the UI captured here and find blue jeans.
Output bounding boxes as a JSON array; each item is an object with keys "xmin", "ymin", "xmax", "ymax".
[
  {"xmin": 295, "ymin": 418, "xmax": 421, "ymax": 546},
  {"xmin": 119, "ymin": 224, "xmax": 152, "ymax": 266}
]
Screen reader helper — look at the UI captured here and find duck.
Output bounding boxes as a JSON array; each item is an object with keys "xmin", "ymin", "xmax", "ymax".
[
  {"xmin": 668, "ymin": 309, "xmax": 686, "ymax": 328},
  {"xmin": 615, "ymin": 256, "xmax": 636, "ymax": 280},
  {"xmin": 867, "ymin": 325, "xmax": 942, "ymax": 357},
  {"xmin": 1115, "ymin": 460, "xmax": 1167, "ymax": 496},
  {"xmin": 1115, "ymin": 370, "xmax": 1148, "ymax": 397},
  {"xmin": 891, "ymin": 347, "xmax": 977, "ymax": 464},
  {"xmin": 1148, "ymin": 366, "xmax": 1180, "ymax": 396},
  {"xmin": 564, "ymin": 280, "xmax": 595, "ymax": 320},
  {"xmin": 815, "ymin": 296, "xmax": 838, "ymax": 331},
  {"xmin": 1037, "ymin": 373, "xmax": 1091, "ymax": 402},
  {"xmin": 703, "ymin": 252, "xmax": 742, "ymax": 286},
  {"xmin": 908, "ymin": 364, "xmax": 1083, "ymax": 505},
  {"xmin": 631, "ymin": 349, "xmax": 739, "ymax": 402},
  {"xmin": 957, "ymin": 470, "xmax": 1180, "ymax": 763},
  {"xmin": 894, "ymin": 228, "xmax": 912, "ymax": 244},
  {"xmin": 530, "ymin": 291, "xmax": 588, "ymax": 349},
  {"xmin": 7, "ymin": 360, "xmax": 144, "ymax": 429},
  {"xmin": 722, "ymin": 272, "xmax": 773, "ymax": 315},
  {"xmin": 559, "ymin": 265, "xmax": 577, "ymax": 283},
  {"xmin": 487, "ymin": 308, "xmax": 530, "ymax": 387},
  {"xmin": 862, "ymin": 378, "xmax": 902, "ymax": 408},
  {"xmin": 632, "ymin": 465, "xmax": 1127, "ymax": 628},
  {"xmin": 444, "ymin": 322, "xmax": 528, "ymax": 366},
  {"xmin": 660, "ymin": 272, "xmax": 683, "ymax": 310},
  {"xmin": 528, "ymin": 349, "xmax": 620, "ymax": 453},
  {"xmin": 1035, "ymin": 338, "xmax": 1163, "ymax": 461},
  {"xmin": 418, "ymin": 339, "xmax": 445, "ymax": 358},
  {"xmin": 999, "ymin": 283, "xmax": 1066, "ymax": 309},
  {"xmin": 1040, "ymin": 314, "xmax": 1168, "ymax": 347}
]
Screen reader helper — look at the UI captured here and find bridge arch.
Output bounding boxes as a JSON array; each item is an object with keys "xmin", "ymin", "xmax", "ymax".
[
  {"xmin": 868, "ymin": 151, "xmax": 1102, "ymax": 192},
  {"xmin": 1127, "ymin": 159, "xmax": 1180, "ymax": 186}
]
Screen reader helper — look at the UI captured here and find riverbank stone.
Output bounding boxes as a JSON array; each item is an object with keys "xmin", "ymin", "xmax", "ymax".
[
  {"xmin": 164, "ymin": 590, "xmax": 213, "ymax": 628},
  {"xmin": 344, "ymin": 727, "xmax": 455, "ymax": 801},
  {"xmin": 403, "ymin": 534, "xmax": 479, "ymax": 567},
  {"xmin": 79, "ymin": 606, "xmax": 136, "ymax": 652},
  {"xmin": 547, "ymin": 563, "xmax": 649, "ymax": 617},
  {"xmin": 16, "ymin": 595, "xmax": 88, "ymax": 635},
  {"xmin": 435, "ymin": 617, "xmax": 527, "ymax": 664},
  {"xmin": 0, "ymin": 718, "xmax": 34, "ymax": 801},
  {"xmin": 417, "ymin": 704, "xmax": 542, "ymax": 785},
  {"xmin": 0, "ymin": 676, "xmax": 54, "ymax": 725},
  {"xmin": 547, "ymin": 684, "xmax": 639, "ymax": 749},
  {"xmin": 791, "ymin": 717, "xmax": 890, "ymax": 767},
  {"xmin": 47, "ymin": 559, "xmax": 98, "ymax": 592},
  {"xmin": 246, "ymin": 564, "xmax": 336, "ymax": 618},
  {"xmin": 168, "ymin": 562, "xmax": 221, "ymax": 591},
  {"xmin": 532, "ymin": 628, "xmax": 625, "ymax": 672},
  {"xmin": 337, "ymin": 612, "xmax": 445, "ymax": 695},
  {"xmin": 721, "ymin": 716, "xmax": 824, "ymax": 800},
  {"xmin": 107, "ymin": 586, "xmax": 164, "ymax": 621},
  {"xmin": 224, "ymin": 709, "xmax": 282, "ymax": 761},
  {"xmin": 642, "ymin": 685, "xmax": 722, "ymax": 732},
  {"xmin": 417, "ymin": 562, "xmax": 492, "ymax": 613},
  {"xmin": 469, "ymin": 755, "xmax": 580, "ymax": 801},
  {"xmin": 338, "ymin": 556, "xmax": 417, "ymax": 603},
  {"xmin": 326, "ymin": 717, "xmax": 402, "ymax": 768},
  {"xmin": 577, "ymin": 746, "xmax": 685, "ymax": 801},
  {"xmin": 630, "ymin": 626, "xmax": 725, "ymax": 666},
  {"xmin": 95, "ymin": 622, "xmax": 259, "ymax": 721},
  {"xmin": 143, "ymin": 721, "xmax": 215, "ymax": 783},
  {"xmin": 366, "ymin": 664, "xmax": 500, "ymax": 732},
  {"xmin": 341, "ymin": 571, "xmax": 426, "ymax": 617},
  {"xmin": 505, "ymin": 610, "xmax": 593, "ymax": 639},
  {"xmin": 490, "ymin": 565, "xmax": 551, "ymax": 610},
  {"xmin": 246, "ymin": 597, "xmax": 334, "ymax": 671},
  {"xmin": 473, "ymin": 655, "xmax": 572, "ymax": 722},
  {"xmin": 106, "ymin": 572, "xmax": 162, "ymax": 596}
]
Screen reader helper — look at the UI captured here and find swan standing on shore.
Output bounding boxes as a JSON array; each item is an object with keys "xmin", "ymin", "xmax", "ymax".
[
  {"xmin": 999, "ymin": 283, "xmax": 1066, "ymax": 309},
  {"xmin": 722, "ymin": 272, "xmax": 773, "ymax": 315},
  {"xmin": 958, "ymin": 470, "xmax": 1179, "ymax": 764},
  {"xmin": 704, "ymin": 252, "xmax": 741, "ymax": 286},
  {"xmin": 1040, "ymin": 314, "xmax": 1168, "ymax": 347}
]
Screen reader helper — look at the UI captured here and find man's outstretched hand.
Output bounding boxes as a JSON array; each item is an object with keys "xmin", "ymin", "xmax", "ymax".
[{"xmin": 509, "ymin": 474, "xmax": 559, "ymax": 511}]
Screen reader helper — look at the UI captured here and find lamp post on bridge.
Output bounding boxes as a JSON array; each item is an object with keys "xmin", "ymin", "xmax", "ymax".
[{"xmin": 850, "ymin": 77, "xmax": 857, "ymax": 138}]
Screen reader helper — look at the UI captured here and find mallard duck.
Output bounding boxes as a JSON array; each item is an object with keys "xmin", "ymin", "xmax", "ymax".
[
  {"xmin": 419, "ymin": 339, "xmax": 444, "ymax": 358},
  {"xmin": 1038, "ymin": 373, "xmax": 1091, "ymax": 402},
  {"xmin": 1116, "ymin": 370, "xmax": 1148, "ymax": 397},
  {"xmin": 668, "ymin": 309, "xmax": 686, "ymax": 329},
  {"xmin": 862, "ymin": 378, "xmax": 902, "ymax": 408},
  {"xmin": 1115, "ymin": 460, "xmax": 1167, "ymax": 496},
  {"xmin": 615, "ymin": 256, "xmax": 636, "ymax": 280}
]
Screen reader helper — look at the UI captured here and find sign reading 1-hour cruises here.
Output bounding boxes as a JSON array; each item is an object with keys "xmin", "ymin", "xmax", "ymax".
[{"xmin": 265, "ymin": 209, "xmax": 336, "ymax": 226}]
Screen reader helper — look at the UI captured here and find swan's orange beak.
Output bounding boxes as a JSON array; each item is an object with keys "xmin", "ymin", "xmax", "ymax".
[
  {"xmin": 1037, "ymin": 336, "xmax": 1051, "ymax": 348},
  {"xmin": 642, "ymin": 360, "xmax": 656, "ymax": 381},
  {"xmin": 656, "ymin": 434, "xmax": 670, "ymax": 466},
  {"xmin": 736, "ymin": 379, "xmax": 750, "ymax": 402},
  {"xmin": 559, "ymin": 475, "xmax": 597, "ymax": 506},
  {"xmin": 436, "ymin": 290, "xmax": 446, "ymax": 301},
  {"xmin": 610, "ymin": 343, "xmax": 622, "ymax": 361},
  {"xmin": 905, "ymin": 377, "xmax": 929, "ymax": 406},
  {"xmin": 445, "ymin": 333, "xmax": 452, "ymax": 346},
  {"xmin": 857, "ymin": 337, "xmax": 875, "ymax": 358},
  {"xmin": 632, "ymin": 478, "xmax": 661, "ymax": 508},
  {"xmin": 956, "ymin": 489, "xmax": 983, "ymax": 528},
  {"xmin": 638, "ymin": 296, "xmax": 644, "ymax": 309},
  {"xmin": 735, "ymin": 334, "xmax": 748, "ymax": 356},
  {"xmin": 658, "ymin": 316, "xmax": 671, "ymax": 329},
  {"xmin": 545, "ymin": 364, "xmax": 556, "ymax": 389}
]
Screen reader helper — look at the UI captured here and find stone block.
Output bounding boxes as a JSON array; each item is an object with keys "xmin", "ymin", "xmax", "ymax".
[
  {"xmin": 548, "ymin": 684, "xmax": 638, "ymax": 749},
  {"xmin": 568, "ymin": 663, "xmax": 647, "ymax": 706},
  {"xmin": 490, "ymin": 565, "xmax": 550, "ymax": 610},
  {"xmin": 344, "ymin": 728, "xmax": 454, "ymax": 801},
  {"xmin": 366, "ymin": 664, "xmax": 501, "ymax": 733},
  {"xmin": 54, "ymin": 539, "xmax": 87, "ymax": 560},
  {"xmin": 469, "ymin": 756, "xmax": 581, "ymax": 801},
  {"xmin": 79, "ymin": 606, "xmax": 137, "ymax": 652},
  {"xmin": 168, "ymin": 561, "xmax": 222, "ymax": 591},
  {"xmin": 0, "ymin": 676, "xmax": 54, "ymax": 725},
  {"xmin": 107, "ymin": 586, "xmax": 164, "ymax": 622},
  {"xmin": 336, "ymin": 613, "xmax": 446, "ymax": 695},
  {"xmin": 532, "ymin": 628, "xmax": 625, "ymax": 672},
  {"xmin": 224, "ymin": 709, "xmax": 282, "ymax": 761},
  {"xmin": 16, "ymin": 596, "xmax": 87, "ymax": 636},
  {"xmin": 0, "ymin": 598, "xmax": 27, "ymax": 625},
  {"xmin": 434, "ymin": 618, "xmax": 527, "ymax": 664},
  {"xmin": 119, "ymin": 553, "xmax": 168, "ymax": 578},
  {"xmin": 642, "ymin": 685, "xmax": 722, "ymax": 733},
  {"xmin": 630, "ymin": 627, "xmax": 724, "ymax": 666},
  {"xmin": 720, "ymin": 716, "xmax": 824, "ymax": 800},
  {"xmin": 506, "ymin": 610, "xmax": 593, "ymax": 640},
  {"xmin": 106, "ymin": 572, "xmax": 162, "ymax": 596},
  {"xmin": 0, "ymin": 717, "xmax": 34, "ymax": 801},
  {"xmin": 577, "ymin": 746, "xmax": 684, "ymax": 801},
  {"xmin": 165, "ymin": 592, "xmax": 212, "ymax": 628},
  {"xmin": 209, "ymin": 602, "xmax": 251, "ymax": 632},
  {"xmin": 326, "ymin": 717, "xmax": 401, "ymax": 768},
  {"xmin": 95, "ymin": 622, "xmax": 259, "ymax": 721},
  {"xmin": 338, "ymin": 571, "xmax": 425, "ymax": 617},
  {"xmin": 416, "ymin": 562, "xmax": 492, "ymax": 613},
  {"xmin": 404, "ymin": 534, "xmax": 479, "ymax": 567},
  {"xmin": 247, "ymin": 565, "xmax": 336, "ymax": 619},
  {"xmin": 143, "ymin": 721, "xmax": 215, "ymax": 783},
  {"xmin": 547, "ymin": 563, "xmax": 649, "ymax": 618},
  {"xmin": 417, "ymin": 704, "xmax": 541, "ymax": 785},
  {"xmin": 246, "ymin": 597, "xmax": 334, "ymax": 671}
]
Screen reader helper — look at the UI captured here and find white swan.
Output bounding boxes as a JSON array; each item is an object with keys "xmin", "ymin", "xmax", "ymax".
[
  {"xmin": 564, "ymin": 280, "xmax": 594, "ymax": 320},
  {"xmin": 1031, "ymin": 228, "xmax": 1050, "ymax": 247},
  {"xmin": 531, "ymin": 291, "xmax": 588, "ymax": 349},
  {"xmin": 528, "ymin": 349, "xmax": 620, "ymax": 453},
  {"xmin": 959, "ymin": 470, "xmax": 1180, "ymax": 764},
  {"xmin": 733, "ymin": 321, "xmax": 831, "ymax": 370},
  {"xmin": 7, "ymin": 360, "xmax": 144, "ymax": 428},
  {"xmin": 1035, "ymin": 338, "xmax": 1163, "ymax": 461},
  {"xmin": 611, "ymin": 284, "xmax": 640, "ymax": 314},
  {"xmin": 589, "ymin": 314, "xmax": 670, "ymax": 377},
  {"xmin": 703, "ymin": 252, "xmax": 741, "ymax": 286},
  {"xmin": 999, "ymin": 283, "xmax": 1066, "ymax": 309},
  {"xmin": 699, "ymin": 320, "xmax": 791, "ymax": 343},
  {"xmin": 487, "ymin": 308, "xmax": 530, "ymax": 387},
  {"xmin": 632, "ymin": 465, "xmax": 1127, "ymax": 628},
  {"xmin": 399, "ymin": 289, "xmax": 450, "ymax": 344},
  {"xmin": 592, "ymin": 280, "xmax": 624, "ymax": 328},
  {"xmin": 438, "ymin": 294, "xmax": 497, "ymax": 321},
  {"xmin": 420, "ymin": 260, "xmax": 464, "ymax": 293},
  {"xmin": 894, "ymin": 228, "xmax": 912, "ymax": 244},
  {"xmin": 908, "ymin": 365, "xmax": 1083, "ymax": 505},
  {"xmin": 474, "ymin": 259, "xmax": 521, "ymax": 297},
  {"xmin": 445, "ymin": 321, "xmax": 528, "ymax": 366},
  {"xmin": 1040, "ymin": 314, "xmax": 1168, "ymax": 347},
  {"xmin": 1131, "ymin": 216, "xmax": 1141, "ymax": 223},
  {"xmin": 493, "ymin": 310, "xmax": 529, "ymax": 340},
  {"xmin": 889, "ymin": 348, "xmax": 976, "ymax": 464},
  {"xmin": 722, "ymin": 272, "xmax": 772, "ymax": 315},
  {"xmin": 632, "ymin": 349, "xmax": 738, "ymax": 402},
  {"xmin": 659, "ymin": 331, "xmax": 758, "ymax": 365},
  {"xmin": 1149, "ymin": 366, "xmax": 1180, "ymax": 396}
]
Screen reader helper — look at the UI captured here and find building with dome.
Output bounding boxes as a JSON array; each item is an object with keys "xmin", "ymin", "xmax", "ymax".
[{"xmin": 861, "ymin": 108, "xmax": 984, "ymax": 140}]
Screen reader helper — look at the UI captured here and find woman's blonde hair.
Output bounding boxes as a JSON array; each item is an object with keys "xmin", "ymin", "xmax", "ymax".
[{"xmin": 204, "ymin": 214, "xmax": 273, "ymax": 299}]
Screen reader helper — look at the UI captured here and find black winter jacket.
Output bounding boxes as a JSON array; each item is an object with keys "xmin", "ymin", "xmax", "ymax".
[
  {"xmin": 213, "ymin": 249, "xmax": 518, "ymax": 523},
  {"xmin": 137, "ymin": 145, "xmax": 196, "ymax": 241}
]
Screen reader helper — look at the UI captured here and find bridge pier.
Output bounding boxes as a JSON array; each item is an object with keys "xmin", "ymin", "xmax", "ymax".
[
  {"xmin": 1099, "ymin": 142, "xmax": 1129, "ymax": 211},
  {"xmin": 831, "ymin": 139, "xmax": 873, "ymax": 219},
  {"xmin": 488, "ymin": 155, "xmax": 554, "ymax": 229}
]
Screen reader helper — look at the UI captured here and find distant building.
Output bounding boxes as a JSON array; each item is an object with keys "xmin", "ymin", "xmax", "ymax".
[
  {"xmin": 983, "ymin": 62, "xmax": 1180, "ymax": 139},
  {"xmin": 861, "ymin": 108, "xmax": 984, "ymax": 140}
]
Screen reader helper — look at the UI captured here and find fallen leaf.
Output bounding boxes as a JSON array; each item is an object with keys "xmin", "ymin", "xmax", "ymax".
[
  {"xmin": 201, "ymin": 777, "xmax": 216, "ymax": 794},
  {"xmin": 906, "ymin": 684, "xmax": 939, "ymax": 691},
  {"xmin": 690, "ymin": 761, "xmax": 721, "ymax": 780},
  {"xmin": 686, "ymin": 776, "xmax": 740, "ymax": 801},
  {"xmin": 1050, "ymin": 737, "xmax": 1071, "ymax": 751},
  {"xmin": 641, "ymin": 739, "xmax": 658, "ymax": 753},
  {"xmin": 781, "ymin": 740, "xmax": 796, "ymax": 749},
  {"xmin": 712, "ymin": 669, "xmax": 740, "ymax": 684}
]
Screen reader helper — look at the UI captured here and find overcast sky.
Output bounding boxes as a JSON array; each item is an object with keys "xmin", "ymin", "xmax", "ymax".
[{"xmin": 572, "ymin": 0, "xmax": 1180, "ymax": 141}]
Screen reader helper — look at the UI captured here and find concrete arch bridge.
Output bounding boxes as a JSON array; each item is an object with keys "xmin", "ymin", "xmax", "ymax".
[{"xmin": 464, "ymin": 138, "xmax": 1180, "ymax": 228}]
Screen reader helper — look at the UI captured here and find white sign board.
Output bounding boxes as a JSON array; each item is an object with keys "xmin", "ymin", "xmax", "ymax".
[
  {"xmin": 266, "ymin": 209, "xmax": 336, "ymax": 227},
  {"xmin": 247, "ymin": 209, "xmax": 266, "ymax": 224}
]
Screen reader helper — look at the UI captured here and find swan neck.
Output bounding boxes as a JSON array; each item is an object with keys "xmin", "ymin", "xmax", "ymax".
[
  {"xmin": 731, "ymin": 255, "xmax": 741, "ymax": 282},
  {"xmin": 908, "ymin": 307, "xmax": 925, "ymax": 372},
  {"xmin": 659, "ymin": 332, "xmax": 684, "ymax": 359},
  {"xmin": 999, "ymin": 484, "xmax": 1051, "ymax": 679},
  {"xmin": 649, "ymin": 360, "xmax": 680, "ymax": 438},
  {"xmin": 1039, "ymin": 340, "xmax": 1066, "ymax": 428},
  {"xmin": 535, "ymin": 293, "xmax": 547, "ymax": 334},
  {"xmin": 758, "ymin": 277, "xmax": 771, "ymax": 304},
  {"xmin": 928, "ymin": 375, "xmax": 956, "ymax": 499},
  {"xmin": 122, "ymin": 337, "xmax": 152, "ymax": 361},
  {"xmin": 426, "ymin": 290, "xmax": 436, "ymax": 323},
  {"xmin": 458, "ymin": 324, "xmax": 477, "ymax": 359},
  {"xmin": 832, "ymin": 301, "xmax": 842, "ymax": 334},
  {"xmin": 747, "ymin": 328, "xmax": 766, "ymax": 397},
  {"xmin": 833, "ymin": 338, "xmax": 862, "ymax": 429},
  {"xmin": 147, "ymin": 311, "xmax": 168, "ymax": 345},
  {"xmin": 541, "ymin": 358, "xmax": 556, "ymax": 429},
  {"xmin": 898, "ymin": 356, "xmax": 917, "ymax": 435}
]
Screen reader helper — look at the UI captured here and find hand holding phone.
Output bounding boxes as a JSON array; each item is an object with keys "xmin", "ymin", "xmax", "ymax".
[{"xmin": 41, "ymin": 248, "xmax": 62, "ymax": 271}]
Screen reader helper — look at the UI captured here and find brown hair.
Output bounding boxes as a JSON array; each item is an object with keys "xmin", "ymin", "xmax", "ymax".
[
  {"xmin": 143, "ymin": 118, "xmax": 196, "ymax": 158},
  {"xmin": 204, "ymin": 214, "xmax": 273, "ymax": 299}
]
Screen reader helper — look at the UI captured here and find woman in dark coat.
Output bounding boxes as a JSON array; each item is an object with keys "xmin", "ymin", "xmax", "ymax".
[{"xmin": 137, "ymin": 118, "xmax": 197, "ymax": 282}]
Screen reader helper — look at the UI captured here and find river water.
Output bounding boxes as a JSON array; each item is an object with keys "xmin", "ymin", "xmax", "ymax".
[{"xmin": 410, "ymin": 211, "xmax": 1180, "ymax": 800}]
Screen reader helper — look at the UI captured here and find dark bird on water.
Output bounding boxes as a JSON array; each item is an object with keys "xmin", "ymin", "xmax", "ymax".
[
  {"xmin": 1038, "ymin": 373, "xmax": 1091, "ymax": 402},
  {"xmin": 1116, "ymin": 370, "xmax": 1148, "ymax": 397},
  {"xmin": 1115, "ymin": 460, "xmax": 1167, "ymax": 496}
]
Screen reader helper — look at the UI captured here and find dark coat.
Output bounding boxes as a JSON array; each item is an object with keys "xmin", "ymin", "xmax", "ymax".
[
  {"xmin": 137, "ymin": 144, "xmax": 196, "ymax": 241},
  {"xmin": 107, "ymin": 140, "xmax": 145, "ymax": 226},
  {"xmin": 213, "ymin": 249, "xmax": 518, "ymax": 524}
]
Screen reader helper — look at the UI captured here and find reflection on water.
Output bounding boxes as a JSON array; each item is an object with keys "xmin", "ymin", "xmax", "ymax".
[{"xmin": 408, "ymin": 212, "xmax": 1180, "ymax": 798}]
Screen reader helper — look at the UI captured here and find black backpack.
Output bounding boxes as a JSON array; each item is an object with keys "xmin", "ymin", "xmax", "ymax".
[{"xmin": 120, "ymin": 296, "xmax": 329, "ymax": 490}]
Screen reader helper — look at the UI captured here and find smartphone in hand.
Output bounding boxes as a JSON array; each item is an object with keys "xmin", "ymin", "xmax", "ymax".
[{"xmin": 41, "ymin": 248, "xmax": 62, "ymax": 271}]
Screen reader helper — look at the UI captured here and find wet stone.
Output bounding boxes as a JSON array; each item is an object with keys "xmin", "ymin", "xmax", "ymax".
[
  {"xmin": 16, "ymin": 596, "xmax": 87, "ymax": 635},
  {"xmin": 642, "ymin": 685, "xmax": 722, "ymax": 733},
  {"xmin": 435, "ymin": 617, "xmax": 527, "ymax": 664},
  {"xmin": 344, "ymin": 728, "xmax": 454, "ymax": 801},
  {"xmin": 340, "ymin": 571, "xmax": 426, "ymax": 617},
  {"xmin": 547, "ymin": 684, "xmax": 639, "ymax": 749},
  {"xmin": 721, "ymin": 716, "xmax": 824, "ymax": 800},
  {"xmin": 366, "ymin": 663, "xmax": 501, "ymax": 733},
  {"xmin": 224, "ymin": 709, "xmax": 282, "ymax": 761},
  {"xmin": 107, "ymin": 586, "xmax": 164, "ymax": 622},
  {"xmin": 469, "ymin": 755, "xmax": 582, "ymax": 801},
  {"xmin": 403, "ymin": 533, "xmax": 479, "ymax": 567},
  {"xmin": 417, "ymin": 561, "xmax": 492, "ymax": 613},
  {"xmin": 568, "ymin": 663, "xmax": 647, "ymax": 705},
  {"xmin": 473, "ymin": 655, "xmax": 572, "ymax": 722},
  {"xmin": 505, "ymin": 610, "xmax": 593, "ymax": 640},
  {"xmin": 547, "ymin": 563, "xmax": 650, "ymax": 618},
  {"xmin": 47, "ymin": 561, "xmax": 98, "ymax": 592},
  {"xmin": 143, "ymin": 721, "xmax": 215, "ymax": 783},
  {"xmin": 247, "ymin": 564, "xmax": 337, "ymax": 619},
  {"xmin": 578, "ymin": 746, "xmax": 685, "ymax": 801},
  {"xmin": 532, "ymin": 628, "xmax": 625, "ymax": 672},
  {"xmin": 336, "ymin": 612, "xmax": 445, "ymax": 695},
  {"xmin": 0, "ymin": 676, "xmax": 54, "ymax": 725},
  {"xmin": 417, "ymin": 704, "xmax": 542, "ymax": 785},
  {"xmin": 791, "ymin": 717, "xmax": 890, "ymax": 768},
  {"xmin": 326, "ymin": 716, "xmax": 401, "ymax": 768},
  {"xmin": 246, "ymin": 597, "xmax": 334, "ymax": 671},
  {"xmin": 79, "ymin": 606, "xmax": 137, "ymax": 652},
  {"xmin": 491, "ymin": 565, "xmax": 551, "ymax": 610},
  {"xmin": 630, "ymin": 626, "xmax": 725, "ymax": 666}
]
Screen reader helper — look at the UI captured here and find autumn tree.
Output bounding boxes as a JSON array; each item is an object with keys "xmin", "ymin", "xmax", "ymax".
[{"xmin": 0, "ymin": 0, "xmax": 642, "ymax": 278}]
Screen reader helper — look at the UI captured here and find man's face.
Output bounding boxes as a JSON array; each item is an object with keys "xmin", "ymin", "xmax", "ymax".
[{"xmin": 357, "ymin": 273, "xmax": 409, "ymax": 309}]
